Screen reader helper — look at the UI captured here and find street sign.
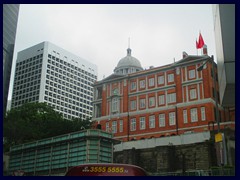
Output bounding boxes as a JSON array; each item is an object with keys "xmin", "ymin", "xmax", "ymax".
[{"xmin": 215, "ymin": 133, "xmax": 223, "ymax": 142}]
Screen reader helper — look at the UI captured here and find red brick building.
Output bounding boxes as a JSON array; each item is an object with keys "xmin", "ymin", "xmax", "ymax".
[{"xmin": 92, "ymin": 47, "xmax": 234, "ymax": 142}]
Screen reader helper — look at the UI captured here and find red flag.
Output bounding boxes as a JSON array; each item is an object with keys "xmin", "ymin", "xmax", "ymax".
[
  {"xmin": 198, "ymin": 33, "xmax": 205, "ymax": 48},
  {"xmin": 196, "ymin": 39, "xmax": 200, "ymax": 49}
]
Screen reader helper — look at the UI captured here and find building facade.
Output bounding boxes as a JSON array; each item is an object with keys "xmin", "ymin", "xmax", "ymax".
[
  {"xmin": 8, "ymin": 129, "xmax": 119, "ymax": 176},
  {"xmin": 11, "ymin": 41, "xmax": 97, "ymax": 120},
  {"xmin": 3, "ymin": 4, "xmax": 20, "ymax": 113},
  {"xmin": 212, "ymin": 4, "xmax": 235, "ymax": 111},
  {"xmin": 92, "ymin": 48, "xmax": 234, "ymax": 142}
]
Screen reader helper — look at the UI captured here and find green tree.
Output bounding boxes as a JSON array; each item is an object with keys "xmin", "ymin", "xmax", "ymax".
[{"xmin": 3, "ymin": 102, "xmax": 93, "ymax": 152}]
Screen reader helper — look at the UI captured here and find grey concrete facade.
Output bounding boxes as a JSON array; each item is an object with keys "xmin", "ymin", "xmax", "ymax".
[
  {"xmin": 212, "ymin": 4, "xmax": 235, "ymax": 107},
  {"xmin": 3, "ymin": 4, "xmax": 20, "ymax": 113}
]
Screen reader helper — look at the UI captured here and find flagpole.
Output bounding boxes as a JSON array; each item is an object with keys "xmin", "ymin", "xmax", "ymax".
[{"xmin": 196, "ymin": 39, "xmax": 198, "ymax": 56}]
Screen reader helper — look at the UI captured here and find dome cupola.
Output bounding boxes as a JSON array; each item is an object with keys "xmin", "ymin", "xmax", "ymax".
[{"xmin": 114, "ymin": 47, "xmax": 143, "ymax": 75}]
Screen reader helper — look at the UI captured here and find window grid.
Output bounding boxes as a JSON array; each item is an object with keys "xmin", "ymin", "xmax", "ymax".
[
  {"xmin": 112, "ymin": 121, "xmax": 117, "ymax": 133},
  {"xmin": 149, "ymin": 115, "xmax": 155, "ymax": 128},
  {"xmin": 189, "ymin": 69, "xmax": 196, "ymax": 79},
  {"xmin": 167, "ymin": 93, "xmax": 176, "ymax": 103},
  {"xmin": 130, "ymin": 100, "xmax": 136, "ymax": 110},
  {"xmin": 169, "ymin": 112, "xmax": 176, "ymax": 126},
  {"xmin": 190, "ymin": 89, "xmax": 197, "ymax": 99},
  {"xmin": 183, "ymin": 110, "xmax": 188, "ymax": 123},
  {"xmin": 158, "ymin": 95, "xmax": 165, "ymax": 105},
  {"xmin": 159, "ymin": 114, "xmax": 165, "ymax": 127},
  {"xmin": 139, "ymin": 98, "xmax": 146, "ymax": 109},
  {"xmin": 131, "ymin": 82, "xmax": 136, "ymax": 90},
  {"xmin": 112, "ymin": 98, "xmax": 119, "ymax": 113},
  {"xmin": 148, "ymin": 78, "xmax": 155, "ymax": 87},
  {"xmin": 130, "ymin": 118, "xmax": 136, "ymax": 131},
  {"xmin": 119, "ymin": 120, "xmax": 123, "ymax": 132},
  {"xmin": 139, "ymin": 80, "xmax": 145, "ymax": 89},
  {"xmin": 158, "ymin": 75, "xmax": 164, "ymax": 85},
  {"xmin": 12, "ymin": 52, "xmax": 97, "ymax": 120},
  {"xmin": 149, "ymin": 97, "xmax": 155, "ymax": 108},
  {"xmin": 191, "ymin": 108, "xmax": 198, "ymax": 122},
  {"xmin": 168, "ymin": 74, "xmax": 174, "ymax": 83},
  {"xmin": 201, "ymin": 107, "xmax": 206, "ymax": 121},
  {"xmin": 140, "ymin": 117, "xmax": 146, "ymax": 130}
]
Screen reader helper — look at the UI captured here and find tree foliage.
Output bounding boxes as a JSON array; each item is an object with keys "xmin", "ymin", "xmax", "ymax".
[{"xmin": 3, "ymin": 102, "xmax": 93, "ymax": 152}]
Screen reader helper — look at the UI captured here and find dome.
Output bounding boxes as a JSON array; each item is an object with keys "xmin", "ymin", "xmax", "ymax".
[{"xmin": 114, "ymin": 48, "xmax": 143, "ymax": 75}]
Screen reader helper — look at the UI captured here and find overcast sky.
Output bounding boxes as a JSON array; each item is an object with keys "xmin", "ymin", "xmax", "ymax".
[{"xmin": 9, "ymin": 4, "xmax": 217, "ymax": 100}]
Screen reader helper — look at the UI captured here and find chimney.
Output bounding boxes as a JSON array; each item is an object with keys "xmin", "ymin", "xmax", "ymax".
[
  {"xmin": 182, "ymin": 51, "xmax": 188, "ymax": 58},
  {"xmin": 203, "ymin": 44, "xmax": 208, "ymax": 55}
]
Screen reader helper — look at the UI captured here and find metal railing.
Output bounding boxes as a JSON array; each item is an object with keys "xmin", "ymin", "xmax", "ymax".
[{"xmin": 150, "ymin": 168, "xmax": 235, "ymax": 176}]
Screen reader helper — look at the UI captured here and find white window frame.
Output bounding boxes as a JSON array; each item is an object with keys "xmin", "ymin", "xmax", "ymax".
[
  {"xmin": 201, "ymin": 107, "xmax": 206, "ymax": 121},
  {"xmin": 131, "ymin": 81, "xmax": 136, "ymax": 90},
  {"xmin": 169, "ymin": 112, "xmax": 176, "ymax": 126},
  {"xmin": 167, "ymin": 93, "xmax": 176, "ymax": 103},
  {"xmin": 189, "ymin": 69, "xmax": 196, "ymax": 79},
  {"xmin": 158, "ymin": 75, "xmax": 164, "ymax": 85},
  {"xmin": 119, "ymin": 120, "xmax": 123, "ymax": 132},
  {"xmin": 139, "ymin": 98, "xmax": 146, "ymax": 109},
  {"xmin": 168, "ymin": 73, "xmax": 174, "ymax": 83},
  {"xmin": 139, "ymin": 80, "xmax": 145, "ymax": 88},
  {"xmin": 149, "ymin": 78, "xmax": 155, "ymax": 87},
  {"xmin": 149, "ymin": 97, "xmax": 155, "ymax": 107},
  {"xmin": 112, "ymin": 121, "xmax": 117, "ymax": 133},
  {"xmin": 191, "ymin": 108, "xmax": 198, "ymax": 122},
  {"xmin": 190, "ymin": 89, "xmax": 197, "ymax": 99},
  {"xmin": 159, "ymin": 114, "xmax": 166, "ymax": 127},
  {"xmin": 106, "ymin": 122, "xmax": 109, "ymax": 132},
  {"xmin": 140, "ymin": 117, "xmax": 146, "ymax": 130},
  {"xmin": 130, "ymin": 100, "xmax": 136, "ymax": 110},
  {"xmin": 149, "ymin": 115, "xmax": 155, "ymax": 128},
  {"xmin": 112, "ymin": 97, "xmax": 119, "ymax": 112},
  {"xmin": 158, "ymin": 94, "xmax": 165, "ymax": 105},
  {"xmin": 130, "ymin": 118, "xmax": 136, "ymax": 131},
  {"xmin": 183, "ymin": 109, "xmax": 188, "ymax": 123}
]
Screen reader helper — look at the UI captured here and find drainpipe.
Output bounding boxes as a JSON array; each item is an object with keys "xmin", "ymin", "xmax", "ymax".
[{"xmin": 175, "ymin": 106, "xmax": 179, "ymax": 135}]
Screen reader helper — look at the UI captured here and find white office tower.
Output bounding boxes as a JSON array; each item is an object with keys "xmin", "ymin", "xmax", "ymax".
[{"xmin": 11, "ymin": 41, "xmax": 97, "ymax": 120}]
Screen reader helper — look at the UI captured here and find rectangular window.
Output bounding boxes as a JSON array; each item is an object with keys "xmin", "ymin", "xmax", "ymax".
[
  {"xmin": 140, "ymin": 117, "xmax": 146, "ymax": 130},
  {"xmin": 167, "ymin": 93, "xmax": 176, "ymax": 103},
  {"xmin": 106, "ymin": 122, "xmax": 109, "ymax": 132},
  {"xmin": 139, "ymin": 80, "xmax": 145, "ymax": 88},
  {"xmin": 183, "ymin": 110, "xmax": 188, "ymax": 123},
  {"xmin": 191, "ymin": 108, "xmax": 198, "ymax": 122},
  {"xmin": 119, "ymin": 120, "xmax": 123, "ymax": 132},
  {"xmin": 158, "ymin": 75, "xmax": 164, "ymax": 85},
  {"xmin": 130, "ymin": 100, "xmax": 136, "ymax": 110},
  {"xmin": 139, "ymin": 98, "xmax": 146, "ymax": 109},
  {"xmin": 190, "ymin": 89, "xmax": 197, "ymax": 99},
  {"xmin": 169, "ymin": 112, "xmax": 176, "ymax": 126},
  {"xmin": 201, "ymin": 107, "xmax": 206, "ymax": 121},
  {"xmin": 159, "ymin": 114, "xmax": 165, "ymax": 127},
  {"xmin": 130, "ymin": 118, "xmax": 136, "ymax": 131},
  {"xmin": 158, "ymin": 95, "xmax": 165, "ymax": 105},
  {"xmin": 149, "ymin": 78, "xmax": 155, "ymax": 87},
  {"xmin": 168, "ymin": 73, "xmax": 174, "ymax": 83},
  {"xmin": 131, "ymin": 81, "xmax": 136, "ymax": 90},
  {"xmin": 112, "ymin": 121, "xmax": 117, "ymax": 133},
  {"xmin": 189, "ymin": 69, "xmax": 196, "ymax": 79},
  {"xmin": 149, "ymin": 97, "xmax": 155, "ymax": 107},
  {"xmin": 112, "ymin": 98, "xmax": 119, "ymax": 113},
  {"xmin": 149, "ymin": 115, "xmax": 155, "ymax": 128}
]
